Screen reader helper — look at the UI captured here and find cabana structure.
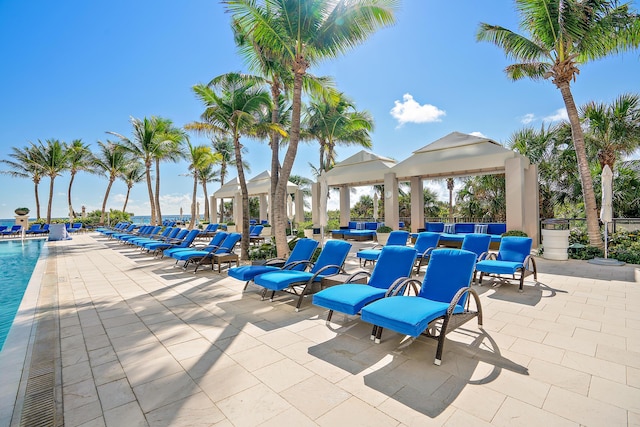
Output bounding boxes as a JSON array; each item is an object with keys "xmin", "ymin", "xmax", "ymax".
[
  {"xmin": 311, "ymin": 150, "xmax": 397, "ymax": 228},
  {"xmin": 312, "ymin": 132, "xmax": 539, "ymax": 246},
  {"xmin": 210, "ymin": 171, "xmax": 302, "ymax": 230}
]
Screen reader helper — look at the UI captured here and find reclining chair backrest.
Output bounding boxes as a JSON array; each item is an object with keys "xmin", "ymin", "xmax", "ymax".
[
  {"xmin": 310, "ymin": 240, "xmax": 351, "ymax": 275},
  {"xmin": 497, "ymin": 237, "xmax": 532, "ymax": 263},
  {"xmin": 250, "ymin": 225, "xmax": 263, "ymax": 236},
  {"xmin": 215, "ymin": 233, "xmax": 241, "ymax": 254},
  {"xmin": 206, "ymin": 232, "xmax": 228, "ymax": 248},
  {"xmin": 461, "ymin": 233, "xmax": 492, "ymax": 260},
  {"xmin": 419, "ymin": 249, "xmax": 476, "ymax": 306},
  {"xmin": 368, "ymin": 246, "xmax": 417, "ymax": 289},
  {"xmin": 173, "ymin": 229, "xmax": 189, "ymax": 241},
  {"xmin": 174, "ymin": 229, "xmax": 200, "ymax": 248},
  {"xmin": 287, "ymin": 239, "xmax": 320, "ymax": 270},
  {"xmin": 386, "ymin": 230, "xmax": 409, "ymax": 246},
  {"xmin": 414, "ymin": 232, "xmax": 440, "ymax": 254}
]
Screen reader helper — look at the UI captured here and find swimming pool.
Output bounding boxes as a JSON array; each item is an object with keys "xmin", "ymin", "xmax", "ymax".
[{"xmin": 0, "ymin": 239, "xmax": 44, "ymax": 350}]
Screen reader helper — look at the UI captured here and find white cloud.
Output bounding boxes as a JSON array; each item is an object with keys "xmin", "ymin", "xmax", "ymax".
[
  {"xmin": 520, "ymin": 113, "xmax": 536, "ymax": 124},
  {"xmin": 543, "ymin": 108, "xmax": 568, "ymax": 123},
  {"xmin": 390, "ymin": 93, "xmax": 445, "ymax": 126},
  {"xmin": 469, "ymin": 131, "xmax": 487, "ymax": 138}
]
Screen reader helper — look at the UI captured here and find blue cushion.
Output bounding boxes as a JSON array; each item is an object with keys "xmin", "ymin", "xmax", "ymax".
[
  {"xmin": 443, "ymin": 223, "xmax": 455, "ymax": 234},
  {"xmin": 487, "ymin": 223, "xmax": 507, "ymax": 235},
  {"xmin": 426, "ymin": 222, "xmax": 445, "ymax": 233},
  {"xmin": 357, "ymin": 249, "xmax": 382, "ymax": 261},
  {"xmin": 228, "ymin": 265, "xmax": 280, "ymax": 281},
  {"xmin": 254, "ymin": 271, "xmax": 317, "ymax": 291},
  {"xmin": 361, "ymin": 296, "xmax": 463, "ymax": 337},
  {"xmin": 313, "ymin": 285, "xmax": 386, "ymax": 315},
  {"xmin": 348, "ymin": 221, "xmax": 358, "ymax": 229},
  {"xmin": 365, "ymin": 222, "xmax": 379, "ymax": 230},
  {"xmin": 454, "ymin": 223, "xmax": 475, "ymax": 234},
  {"xmin": 475, "ymin": 260, "xmax": 523, "ymax": 275},
  {"xmin": 355, "ymin": 222, "xmax": 365, "ymax": 230}
]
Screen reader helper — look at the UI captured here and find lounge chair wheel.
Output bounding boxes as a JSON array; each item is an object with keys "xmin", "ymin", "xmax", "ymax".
[
  {"xmin": 518, "ymin": 289, "xmax": 524, "ymax": 293},
  {"xmin": 434, "ymin": 358, "xmax": 442, "ymax": 366},
  {"xmin": 325, "ymin": 320, "xmax": 330, "ymax": 326},
  {"xmin": 295, "ymin": 308, "xmax": 299, "ymax": 312},
  {"xmin": 374, "ymin": 338, "xmax": 380, "ymax": 344},
  {"xmin": 370, "ymin": 335, "xmax": 375, "ymax": 340}
]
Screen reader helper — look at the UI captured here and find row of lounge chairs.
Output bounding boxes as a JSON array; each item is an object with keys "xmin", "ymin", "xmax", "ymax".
[
  {"xmin": 0, "ymin": 222, "xmax": 84, "ymax": 237},
  {"xmin": 94, "ymin": 223, "xmax": 537, "ymax": 365}
]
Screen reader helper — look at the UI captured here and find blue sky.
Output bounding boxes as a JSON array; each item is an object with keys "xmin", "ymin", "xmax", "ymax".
[{"xmin": 1, "ymin": 1, "xmax": 638, "ymax": 219}]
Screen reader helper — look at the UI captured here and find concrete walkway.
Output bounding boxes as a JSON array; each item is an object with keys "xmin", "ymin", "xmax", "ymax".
[{"xmin": 13, "ymin": 234, "xmax": 640, "ymax": 426}]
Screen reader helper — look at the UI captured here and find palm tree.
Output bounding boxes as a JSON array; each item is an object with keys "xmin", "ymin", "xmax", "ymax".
[
  {"xmin": 119, "ymin": 161, "xmax": 145, "ymax": 214},
  {"xmin": 31, "ymin": 139, "xmax": 68, "ymax": 224},
  {"xmin": 65, "ymin": 139, "xmax": 94, "ymax": 219},
  {"xmin": 109, "ymin": 116, "xmax": 184, "ymax": 225},
  {"xmin": 183, "ymin": 141, "xmax": 220, "ymax": 229},
  {"xmin": 303, "ymin": 92, "xmax": 374, "ymax": 172},
  {"xmin": 191, "ymin": 73, "xmax": 273, "ymax": 259},
  {"xmin": 93, "ymin": 141, "xmax": 132, "ymax": 224},
  {"xmin": 477, "ymin": 0, "xmax": 640, "ymax": 248},
  {"xmin": 151, "ymin": 118, "xmax": 187, "ymax": 225},
  {"xmin": 226, "ymin": 0, "xmax": 397, "ymax": 256},
  {"xmin": 0, "ymin": 145, "xmax": 44, "ymax": 220}
]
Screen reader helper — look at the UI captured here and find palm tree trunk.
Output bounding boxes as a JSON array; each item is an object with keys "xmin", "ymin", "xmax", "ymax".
[
  {"xmin": 558, "ymin": 82, "xmax": 603, "ymax": 248},
  {"xmin": 190, "ymin": 175, "xmax": 198, "ymax": 230},
  {"xmin": 46, "ymin": 177, "xmax": 55, "ymax": 224},
  {"xmin": 68, "ymin": 172, "xmax": 76, "ymax": 219},
  {"xmin": 274, "ymin": 64, "xmax": 305, "ymax": 257},
  {"xmin": 234, "ymin": 135, "xmax": 251, "ymax": 261},
  {"xmin": 154, "ymin": 158, "xmax": 162, "ymax": 225},
  {"xmin": 34, "ymin": 180, "xmax": 41, "ymax": 221},
  {"xmin": 99, "ymin": 179, "xmax": 115, "ymax": 225},
  {"xmin": 122, "ymin": 185, "xmax": 131, "ymax": 214},
  {"xmin": 270, "ymin": 82, "xmax": 281, "ymax": 227},
  {"xmin": 201, "ymin": 181, "xmax": 209, "ymax": 222},
  {"xmin": 145, "ymin": 165, "xmax": 155, "ymax": 225}
]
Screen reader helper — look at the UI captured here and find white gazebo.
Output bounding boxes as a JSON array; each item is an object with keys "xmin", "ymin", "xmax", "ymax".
[
  {"xmin": 312, "ymin": 150, "xmax": 397, "ymax": 228},
  {"xmin": 387, "ymin": 132, "xmax": 539, "ymax": 244}
]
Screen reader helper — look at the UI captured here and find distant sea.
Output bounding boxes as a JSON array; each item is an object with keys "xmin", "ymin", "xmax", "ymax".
[{"xmin": 0, "ymin": 215, "xmax": 202, "ymax": 228}]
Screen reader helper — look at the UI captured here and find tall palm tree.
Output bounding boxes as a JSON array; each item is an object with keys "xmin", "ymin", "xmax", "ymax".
[
  {"xmin": 226, "ymin": 0, "xmax": 397, "ymax": 256},
  {"xmin": 303, "ymin": 92, "xmax": 374, "ymax": 173},
  {"xmin": 93, "ymin": 141, "xmax": 132, "ymax": 224},
  {"xmin": 119, "ymin": 161, "xmax": 145, "ymax": 214},
  {"xmin": 0, "ymin": 145, "xmax": 44, "ymax": 220},
  {"xmin": 183, "ymin": 141, "xmax": 220, "ymax": 229},
  {"xmin": 192, "ymin": 73, "xmax": 274, "ymax": 259},
  {"xmin": 477, "ymin": 0, "xmax": 640, "ymax": 248},
  {"xmin": 151, "ymin": 118, "xmax": 187, "ymax": 225},
  {"xmin": 31, "ymin": 139, "xmax": 68, "ymax": 224},
  {"xmin": 109, "ymin": 116, "xmax": 183, "ymax": 225},
  {"xmin": 65, "ymin": 139, "xmax": 94, "ymax": 219}
]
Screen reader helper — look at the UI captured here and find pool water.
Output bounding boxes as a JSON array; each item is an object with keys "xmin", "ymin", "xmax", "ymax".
[{"xmin": 0, "ymin": 239, "xmax": 44, "ymax": 350}]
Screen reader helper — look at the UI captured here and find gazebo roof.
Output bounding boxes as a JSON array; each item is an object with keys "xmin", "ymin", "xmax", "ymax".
[
  {"xmin": 323, "ymin": 150, "xmax": 397, "ymax": 186},
  {"xmin": 212, "ymin": 177, "xmax": 239, "ymax": 198},
  {"xmin": 390, "ymin": 131, "xmax": 525, "ymax": 180},
  {"xmin": 246, "ymin": 170, "xmax": 298, "ymax": 195}
]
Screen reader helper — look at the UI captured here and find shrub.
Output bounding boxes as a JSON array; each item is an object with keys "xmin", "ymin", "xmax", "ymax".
[
  {"xmin": 377, "ymin": 225, "xmax": 393, "ymax": 233},
  {"xmin": 569, "ymin": 227, "xmax": 588, "ymax": 245},
  {"xmin": 502, "ymin": 230, "xmax": 528, "ymax": 237},
  {"xmin": 609, "ymin": 241, "xmax": 640, "ymax": 264},
  {"xmin": 569, "ymin": 245, "xmax": 603, "ymax": 260}
]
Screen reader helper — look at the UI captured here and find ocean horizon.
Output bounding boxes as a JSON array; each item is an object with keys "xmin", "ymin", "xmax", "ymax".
[{"xmin": 0, "ymin": 214, "xmax": 203, "ymax": 228}]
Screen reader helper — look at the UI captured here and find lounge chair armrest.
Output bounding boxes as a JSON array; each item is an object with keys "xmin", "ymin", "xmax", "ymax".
[
  {"xmin": 486, "ymin": 253, "xmax": 497, "ymax": 260},
  {"xmin": 265, "ymin": 257, "xmax": 287, "ymax": 266},
  {"xmin": 359, "ymin": 244, "xmax": 382, "ymax": 251},
  {"xmin": 310, "ymin": 264, "xmax": 347, "ymax": 281},
  {"xmin": 524, "ymin": 255, "xmax": 537, "ymax": 272},
  {"xmin": 477, "ymin": 251, "xmax": 490, "ymax": 261},
  {"xmin": 345, "ymin": 270, "xmax": 372, "ymax": 283},
  {"xmin": 284, "ymin": 260, "xmax": 313, "ymax": 270},
  {"xmin": 418, "ymin": 246, "xmax": 437, "ymax": 258},
  {"xmin": 387, "ymin": 277, "xmax": 419, "ymax": 296},
  {"xmin": 447, "ymin": 287, "xmax": 482, "ymax": 316}
]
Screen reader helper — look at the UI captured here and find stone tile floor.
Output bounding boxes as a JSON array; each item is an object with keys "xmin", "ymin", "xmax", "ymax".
[{"xmin": 9, "ymin": 234, "xmax": 640, "ymax": 426}]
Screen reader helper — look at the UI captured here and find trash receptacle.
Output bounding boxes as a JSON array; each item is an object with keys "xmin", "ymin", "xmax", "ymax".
[
  {"xmin": 312, "ymin": 227, "xmax": 322, "ymax": 242},
  {"xmin": 541, "ymin": 219, "xmax": 570, "ymax": 261}
]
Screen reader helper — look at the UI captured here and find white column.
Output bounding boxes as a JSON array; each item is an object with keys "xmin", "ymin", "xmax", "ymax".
[
  {"xmin": 505, "ymin": 156, "xmax": 526, "ymax": 233},
  {"xmin": 259, "ymin": 194, "xmax": 268, "ymax": 223},
  {"xmin": 234, "ymin": 192, "xmax": 243, "ymax": 232},
  {"xmin": 209, "ymin": 196, "xmax": 217, "ymax": 224},
  {"xmin": 295, "ymin": 189, "xmax": 305, "ymax": 224},
  {"xmin": 339, "ymin": 186, "xmax": 350, "ymax": 227},
  {"xmin": 524, "ymin": 163, "xmax": 540, "ymax": 247},
  {"xmin": 410, "ymin": 176, "xmax": 424, "ymax": 233},
  {"xmin": 384, "ymin": 172, "xmax": 399, "ymax": 230},
  {"xmin": 311, "ymin": 182, "xmax": 319, "ymax": 226}
]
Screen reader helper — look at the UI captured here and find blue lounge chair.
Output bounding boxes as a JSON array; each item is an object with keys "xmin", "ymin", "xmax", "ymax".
[
  {"xmin": 361, "ymin": 248, "xmax": 481, "ymax": 366},
  {"xmin": 313, "ymin": 246, "xmax": 417, "ymax": 324},
  {"xmin": 0, "ymin": 226, "xmax": 7, "ymax": 234},
  {"xmin": 145, "ymin": 229, "xmax": 200, "ymax": 256},
  {"xmin": 248, "ymin": 225, "xmax": 264, "ymax": 244},
  {"xmin": 413, "ymin": 232, "xmax": 441, "ymax": 275},
  {"xmin": 170, "ymin": 232, "xmax": 241, "ymax": 272},
  {"xmin": 126, "ymin": 226, "xmax": 168, "ymax": 245},
  {"xmin": 68, "ymin": 222, "xmax": 83, "ymax": 233},
  {"xmin": 356, "ymin": 230, "xmax": 409, "ymax": 267},
  {"xmin": 2, "ymin": 225, "xmax": 23, "ymax": 236},
  {"xmin": 103, "ymin": 224, "xmax": 135, "ymax": 237},
  {"xmin": 162, "ymin": 232, "xmax": 229, "ymax": 258},
  {"xmin": 199, "ymin": 223, "xmax": 220, "ymax": 238},
  {"xmin": 25, "ymin": 223, "xmax": 43, "ymax": 234},
  {"xmin": 254, "ymin": 240, "xmax": 352, "ymax": 311},
  {"xmin": 135, "ymin": 228, "xmax": 184, "ymax": 248},
  {"xmin": 475, "ymin": 236, "xmax": 537, "ymax": 292},
  {"xmin": 96, "ymin": 222, "xmax": 128, "ymax": 234},
  {"xmin": 461, "ymin": 233, "xmax": 492, "ymax": 261},
  {"xmin": 229, "ymin": 238, "xmax": 319, "ymax": 290},
  {"xmin": 113, "ymin": 225, "xmax": 151, "ymax": 241}
]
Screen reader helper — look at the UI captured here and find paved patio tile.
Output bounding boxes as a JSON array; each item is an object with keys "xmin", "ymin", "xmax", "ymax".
[{"xmin": 20, "ymin": 235, "xmax": 639, "ymax": 427}]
